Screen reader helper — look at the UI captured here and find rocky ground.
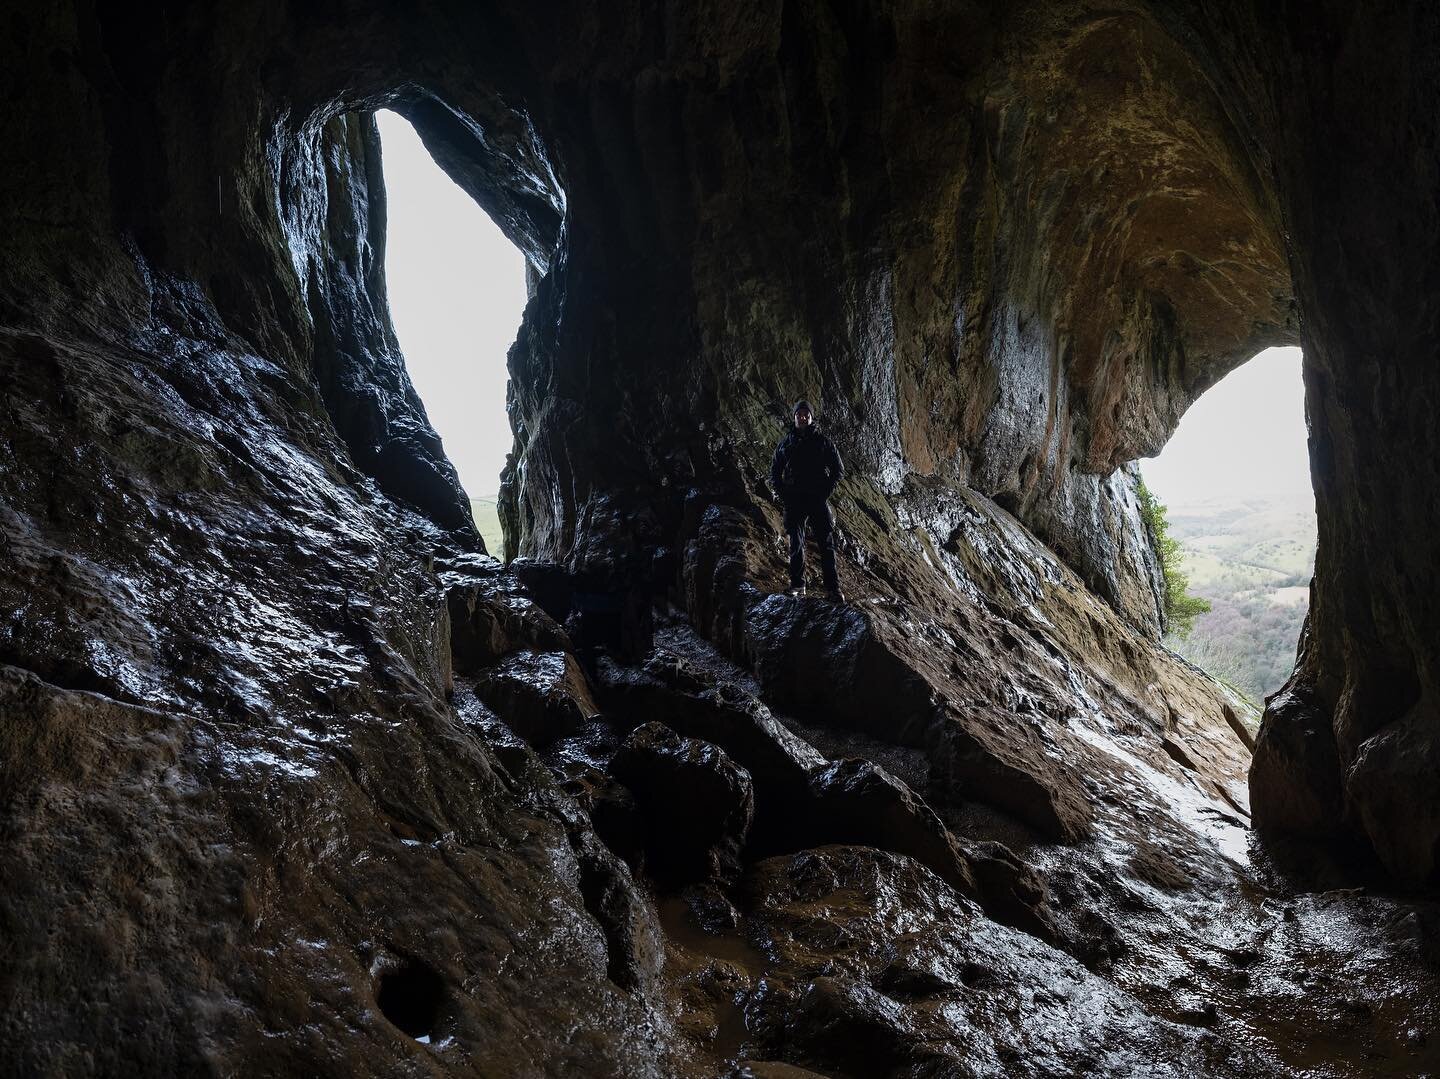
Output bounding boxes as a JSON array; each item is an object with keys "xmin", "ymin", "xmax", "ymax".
[
  {"xmin": 9, "ymin": 348, "xmax": 1437, "ymax": 1075},
  {"xmin": 4, "ymin": 303, "xmax": 1435, "ymax": 1073},
  {"xmin": 433, "ymin": 487, "xmax": 1440, "ymax": 1077}
]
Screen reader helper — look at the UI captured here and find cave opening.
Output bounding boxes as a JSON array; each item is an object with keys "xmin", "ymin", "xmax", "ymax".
[
  {"xmin": 1140, "ymin": 346, "xmax": 1315, "ymax": 706},
  {"xmin": 374, "ymin": 108, "xmax": 527, "ymax": 556}
]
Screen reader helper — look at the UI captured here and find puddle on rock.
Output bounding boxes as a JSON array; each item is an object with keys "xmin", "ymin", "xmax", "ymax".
[{"xmin": 658, "ymin": 893, "xmax": 769, "ymax": 1065}]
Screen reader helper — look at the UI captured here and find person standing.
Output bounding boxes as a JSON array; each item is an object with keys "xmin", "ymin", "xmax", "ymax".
[{"xmin": 770, "ymin": 400, "xmax": 845, "ymax": 601}]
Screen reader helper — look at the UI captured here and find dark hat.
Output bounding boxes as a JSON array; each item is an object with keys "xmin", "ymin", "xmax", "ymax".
[{"xmin": 792, "ymin": 399, "xmax": 814, "ymax": 415}]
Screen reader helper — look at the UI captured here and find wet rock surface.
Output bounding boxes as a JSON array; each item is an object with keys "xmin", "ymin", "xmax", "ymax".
[
  {"xmin": 804, "ymin": 758, "xmax": 978, "ymax": 898},
  {"xmin": 612, "ymin": 722, "xmax": 756, "ymax": 888},
  {"xmin": 737, "ymin": 846, "xmax": 1243, "ymax": 1077},
  {"xmin": 2, "ymin": 1, "xmax": 1439, "ymax": 1075},
  {"xmin": 473, "ymin": 649, "xmax": 600, "ymax": 747}
]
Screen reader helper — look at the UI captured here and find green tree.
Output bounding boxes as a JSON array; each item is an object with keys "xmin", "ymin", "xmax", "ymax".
[{"xmin": 1136, "ymin": 477, "xmax": 1212, "ymax": 638}]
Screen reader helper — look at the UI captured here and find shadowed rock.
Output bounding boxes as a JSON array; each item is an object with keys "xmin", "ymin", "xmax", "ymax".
[
  {"xmin": 559, "ymin": 763, "xmax": 647, "ymax": 871},
  {"xmin": 474, "ymin": 650, "xmax": 600, "ymax": 747},
  {"xmin": 611, "ymin": 722, "xmax": 756, "ymax": 888},
  {"xmin": 598, "ymin": 638, "xmax": 1062, "ymax": 939},
  {"xmin": 932, "ymin": 714, "xmax": 1095, "ymax": 844},
  {"xmin": 805, "ymin": 759, "xmax": 978, "ymax": 897},
  {"xmin": 1250, "ymin": 680, "xmax": 1345, "ymax": 839},
  {"xmin": 963, "ymin": 839, "xmax": 1060, "ymax": 944},
  {"xmin": 740, "ymin": 846, "xmax": 1250, "ymax": 1076},
  {"xmin": 729, "ymin": 1062, "xmax": 829, "ymax": 1079},
  {"xmin": 444, "ymin": 559, "xmax": 570, "ymax": 673},
  {"xmin": 594, "ymin": 654, "xmax": 825, "ymax": 814}
]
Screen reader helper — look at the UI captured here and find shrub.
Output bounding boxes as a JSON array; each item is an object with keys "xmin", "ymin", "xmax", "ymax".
[{"xmin": 1136, "ymin": 477, "xmax": 1211, "ymax": 639}]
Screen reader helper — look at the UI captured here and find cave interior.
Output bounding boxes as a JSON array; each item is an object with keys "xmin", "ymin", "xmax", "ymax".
[{"xmin": 2, "ymin": 1, "xmax": 1438, "ymax": 1075}]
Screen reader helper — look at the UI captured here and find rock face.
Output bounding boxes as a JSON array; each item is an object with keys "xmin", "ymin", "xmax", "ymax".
[
  {"xmin": 612, "ymin": 722, "xmax": 757, "ymax": 887},
  {"xmin": 1235, "ymin": 6, "xmax": 1440, "ymax": 881},
  {"xmin": 2, "ymin": 1, "xmax": 1439, "ymax": 1075}
]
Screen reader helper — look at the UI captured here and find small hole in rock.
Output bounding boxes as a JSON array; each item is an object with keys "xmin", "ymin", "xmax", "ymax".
[
  {"xmin": 959, "ymin": 961, "xmax": 994, "ymax": 988},
  {"xmin": 376, "ymin": 960, "xmax": 445, "ymax": 1041}
]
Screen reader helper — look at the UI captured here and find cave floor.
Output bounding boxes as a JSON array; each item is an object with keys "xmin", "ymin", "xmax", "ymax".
[{"xmin": 568, "ymin": 616, "xmax": 1440, "ymax": 1077}]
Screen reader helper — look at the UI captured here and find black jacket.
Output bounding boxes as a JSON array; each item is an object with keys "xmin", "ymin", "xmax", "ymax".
[{"xmin": 771, "ymin": 425, "xmax": 844, "ymax": 503}]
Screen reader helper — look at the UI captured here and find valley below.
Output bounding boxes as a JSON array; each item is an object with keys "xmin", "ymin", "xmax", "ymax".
[{"xmin": 1163, "ymin": 492, "xmax": 1316, "ymax": 707}]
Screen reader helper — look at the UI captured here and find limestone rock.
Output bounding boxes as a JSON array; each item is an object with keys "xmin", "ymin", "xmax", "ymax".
[
  {"xmin": 963, "ymin": 839, "xmax": 1060, "ymax": 943},
  {"xmin": 1342, "ymin": 707, "xmax": 1440, "ymax": 880},
  {"xmin": 595, "ymin": 654, "xmax": 825, "ymax": 823},
  {"xmin": 739, "ymin": 846, "xmax": 1249, "ymax": 1076},
  {"xmin": 559, "ymin": 763, "xmax": 647, "ymax": 871},
  {"xmin": 1250, "ymin": 680, "xmax": 1345, "ymax": 839},
  {"xmin": 2, "ymin": 0, "xmax": 1439, "ymax": 1071},
  {"xmin": 932, "ymin": 714, "xmax": 1095, "ymax": 844},
  {"xmin": 610, "ymin": 722, "xmax": 756, "ymax": 888},
  {"xmin": 443, "ymin": 558, "xmax": 570, "ymax": 673},
  {"xmin": 805, "ymin": 758, "xmax": 978, "ymax": 898},
  {"xmin": 473, "ymin": 650, "xmax": 600, "ymax": 747}
]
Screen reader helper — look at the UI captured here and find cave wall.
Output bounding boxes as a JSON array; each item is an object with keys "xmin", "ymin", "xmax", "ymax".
[
  {"xmin": 490, "ymin": 0, "xmax": 1295, "ymax": 636},
  {"xmin": 0, "ymin": 7, "xmax": 667, "ymax": 1074},
  {"xmin": 1242, "ymin": 3, "xmax": 1440, "ymax": 880},
  {"xmin": 2, "ymin": 0, "xmax": 1439, "ymax": 1072},
  {"xmin": 0, "ymin": 0, "xmax": 1297, "ymax": 630}
]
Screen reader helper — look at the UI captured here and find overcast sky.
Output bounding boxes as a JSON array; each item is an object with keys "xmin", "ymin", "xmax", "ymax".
[
  {"xmin": 1140, "ymin": 346, "xmax": 1311, "ymax": 504},
  {"xmin": 377, "ymin": 109, "xmax": 526, "ymax": 499},
  {"xmin": 377, "ymin": 111, "xmax": 1309, "ymax": 509}
]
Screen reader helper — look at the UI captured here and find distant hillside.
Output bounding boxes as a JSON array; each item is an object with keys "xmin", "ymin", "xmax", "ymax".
[
  {"xmin": 1161, "ymin": 491, "xmax": 1315, "ymax": 705},
  {"xmin": 469, "ymin": 496, "xmax": 504, "ymax": 556}
]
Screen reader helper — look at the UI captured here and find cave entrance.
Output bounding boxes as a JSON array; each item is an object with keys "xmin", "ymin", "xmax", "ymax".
[
  {"xmin": 375, "ymin": 109, "xmax": 526, "ymax": 556},
  {"xmin": 1139, "ymin": 346, "xmax": 1315, "ymax": 707}
]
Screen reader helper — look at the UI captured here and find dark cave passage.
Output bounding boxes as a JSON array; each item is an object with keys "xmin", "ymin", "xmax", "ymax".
[
  {"xmin": 1141, "ymin": 346, "xmax": 1315, "ymax": 706},
  {"xmin": 373, "ymin": 109, "xmax": 527, "ymax": 556}
]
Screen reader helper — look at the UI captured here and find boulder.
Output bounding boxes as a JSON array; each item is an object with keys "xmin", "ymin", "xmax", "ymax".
[
  {"xmin": 931, "ymin": 714, "xmax": 1094, "ymax": 844},
  {"xmin": 610, "ymin": 722, "xmax": 756, "ymax": 887},
  {"xmin": 443, "ymin": 563, "xmax": 569, "ymax": 673},
  {"xmin": 961, "ymin": 839, "xmax": 1059, "ymax": 943},
  {"xmin": 1250, "ymin": 680, "xmax": 1345, "ymax": 838},
  {"xmin": 742, "ymin": 594, "xmax": 937, "ymax": 750},
  {"xmin": 805, "ymin": 759, "xmax": 977, "ymax": 898},
  {"xmin": 1342, "ymin": 704, "xmax": 1440, "ymax": 881},
  {"xmin": 566, "ymin": 828, "xmax": 664, "ymax": 993},
  {"xmin": 559, "ymin": 764, "xmax": 647, "ymax": 870},
  {"xmin": 739, "ymin": 846, "xmax": 1239, "ymax": 1076},
  {"xmin": 759, "ymin": 976, "xmax": 912, "ymax": 1078},
  {"xmin": 595, "ymin": 655, "xmax": 825, "ymax": 826},
  {"xmin": 473, "ymin": 650, "xmax": 600, "ymax": 747}
]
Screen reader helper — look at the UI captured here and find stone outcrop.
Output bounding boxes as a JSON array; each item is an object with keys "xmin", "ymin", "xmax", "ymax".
[
  {"xmin": 2, "ymin": 0, "xmax": 1439, "ymax": 1075},
  {"xmin": 737, "ymin": 846, "xmax": 1248, "ymax": 1076},
  {"xmin": 473, "ymin": 649, "xmax": 600, "ymax": 746},
  {"xmin": 611, "ymin": 722, "xmax": 757, "ymax": 887}
]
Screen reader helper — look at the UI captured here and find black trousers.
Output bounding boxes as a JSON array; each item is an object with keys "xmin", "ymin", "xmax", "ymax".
[{"xmin": 784, "ymin": 498, "xmax": 838, "ymax": 591}]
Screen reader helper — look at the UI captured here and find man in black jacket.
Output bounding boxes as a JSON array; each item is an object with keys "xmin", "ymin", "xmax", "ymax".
[{"xmin": 770, "ymin": 400, "xmax": 845, "ymax": 601}]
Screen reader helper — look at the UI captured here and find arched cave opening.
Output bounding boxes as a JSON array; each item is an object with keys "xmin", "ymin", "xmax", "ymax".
[
  {"xmin": 1140, "ymin": 346, "xmax": 1315, "ymax": 707},
  {"xmin": 373, "ymin": 109, "xmax": 528, "ymax": 556}
]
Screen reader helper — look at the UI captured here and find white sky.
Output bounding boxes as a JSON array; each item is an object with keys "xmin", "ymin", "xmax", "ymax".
[
  {"xmin": 376, "ymin": 109, "xmax": 527, "ymax": 499},
  {"xmin": 1140, "ymin": 346, "xmax": 1311, "ymax": 503}
]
